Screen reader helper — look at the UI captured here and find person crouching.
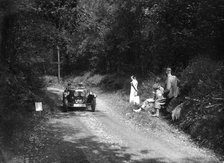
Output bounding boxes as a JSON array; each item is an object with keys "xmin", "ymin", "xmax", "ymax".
[
  {"xmin": 133, "ymin": 77, "xmax": 165, "ymax": 116},
  {"xmin": 151, "ymin": 82, "xmax": 166, "ymax": 117}
]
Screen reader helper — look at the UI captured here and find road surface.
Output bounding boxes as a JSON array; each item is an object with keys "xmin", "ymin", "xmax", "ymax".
[{"xmin": 27, "ymin": 87, "xmax": 219, "ymax": 163}]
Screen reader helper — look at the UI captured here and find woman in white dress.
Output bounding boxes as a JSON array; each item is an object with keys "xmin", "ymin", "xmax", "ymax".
[{"xmin": 129, "ymin": 75, "xmax": 139, "ymax": 105}]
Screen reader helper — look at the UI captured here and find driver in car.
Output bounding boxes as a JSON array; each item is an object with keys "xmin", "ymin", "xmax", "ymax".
[
  {"xmin": 65, "ymin": 82, "xmax": 72, "ymax": 92},
  {"xmin": 77, "ymin": 82, "xmax": 85, "ymax": 89}
]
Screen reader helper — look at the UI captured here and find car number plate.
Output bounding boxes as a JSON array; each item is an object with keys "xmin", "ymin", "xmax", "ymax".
[{"xmin": 73, "ymin": 104, "xmax": 86, "ymax": 107}]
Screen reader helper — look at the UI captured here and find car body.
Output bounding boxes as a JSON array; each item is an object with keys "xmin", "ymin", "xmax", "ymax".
[{"xmin": 62, "ymin": 85, "xmax": 96, "ymax": 112}]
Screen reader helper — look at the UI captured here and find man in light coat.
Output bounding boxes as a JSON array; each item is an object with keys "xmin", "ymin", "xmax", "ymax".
[{"xmin": 164, "ymin": 68, "xmax": 180, "ymax": 112}]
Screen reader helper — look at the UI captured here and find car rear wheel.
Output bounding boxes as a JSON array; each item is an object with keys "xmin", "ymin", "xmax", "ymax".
[{"xmin": 91, "ymin": 98, "xmax": 96, "ymax": 112}]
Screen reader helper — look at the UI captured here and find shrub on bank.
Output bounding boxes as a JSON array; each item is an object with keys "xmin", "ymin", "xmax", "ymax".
[
  {"xmin": 0, "ymin": 66, "xmax": 45, "ymax": 149},
  {"xmin": 178, "ymin": 57, "xmax": 224, "ymax": 153}
]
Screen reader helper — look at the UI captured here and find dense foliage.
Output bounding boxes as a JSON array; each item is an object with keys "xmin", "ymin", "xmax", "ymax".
[
  {"xmin": 179, "ymin": 58, "xmax": 224, "ymax": 153},
  {"xmin": 0, "ymin": 0, "xmax": 46, "ymax": 146},
  {"xmin": 2, "ymin": 0, "xmax": 221, "ymax": 75},
  {"xmin": 52, "ymin": 0, "xmax": 224, "ymax": 74}
]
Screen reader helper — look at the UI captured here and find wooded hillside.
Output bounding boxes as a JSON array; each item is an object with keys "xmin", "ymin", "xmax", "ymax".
[
  {"xmin": 1, "ymin": 0, "xmax": 222, "ymax": 75},
  {"xmin": 0, "ymin": 0, "xmax": 224, "ymax": 155}
]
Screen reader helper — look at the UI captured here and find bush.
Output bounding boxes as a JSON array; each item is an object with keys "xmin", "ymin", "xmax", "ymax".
[
  {"xmin": 178, "ymin": 57, "xmax": 224, "ymax": 153},
  {"xmin": 0, "ymin": 66, "xmax": 45, "ymax": 148}
]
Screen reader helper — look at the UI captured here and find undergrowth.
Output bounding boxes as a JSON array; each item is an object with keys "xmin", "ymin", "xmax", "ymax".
[
  {"xmin": 0, "ymin": 67, "xmax": 56, "ymax": 155},
  {"xmin": 177, "ymin": 58, "xmax": 224, "ymax": 154}
]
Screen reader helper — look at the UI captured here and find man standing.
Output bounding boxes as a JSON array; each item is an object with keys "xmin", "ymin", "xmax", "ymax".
[{"xmin": 164, "ymin": 68, "xmax": 180, "ymax": 112}]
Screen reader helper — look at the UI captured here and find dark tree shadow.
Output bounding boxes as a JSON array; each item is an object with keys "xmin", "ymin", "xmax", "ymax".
[
  {"xmin": 20, "ymin": 112, "xmax": 217, "ymax": 163},
  {"xmin": 32, "ymin": 89, "xmax": 220, "ymax": 163}
]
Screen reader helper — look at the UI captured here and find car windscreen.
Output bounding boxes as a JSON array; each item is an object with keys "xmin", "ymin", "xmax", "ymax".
[{"xmin": 73, "ymin": 89, "xmax": 86, "ymax": 96}]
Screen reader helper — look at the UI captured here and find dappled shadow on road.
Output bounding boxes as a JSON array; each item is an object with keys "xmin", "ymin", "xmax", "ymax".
[
  {"xmin": 21, "ymin": 113, "xmax": 214, "ymax": 163},
  {"xmin": 22, "ymin": 115, "xmax": 170, "ymax": 163},
  {"xmin": 40, "ymin": 87, "xmax": 219, "ymax": 163},
  {"xmin": 52, "ymin": 110, "xmax": 109, "ymax": 120}
]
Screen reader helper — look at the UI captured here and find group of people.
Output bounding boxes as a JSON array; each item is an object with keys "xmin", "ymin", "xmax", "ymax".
[{"xmin": 129, "ymin": 68, "xmax": 179, "ymax": 117}]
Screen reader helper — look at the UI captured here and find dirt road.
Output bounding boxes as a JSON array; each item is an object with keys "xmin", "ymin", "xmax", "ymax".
[{"xmin": 35, "ymin": 87, "xmax": 220, "ymax": 163}]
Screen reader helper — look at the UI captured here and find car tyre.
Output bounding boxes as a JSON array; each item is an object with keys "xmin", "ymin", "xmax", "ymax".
[
  {"xmin": 63, "ymin": 99, "xmax": 68, "ymax": 112},
  {"xmin": 91, "ymin": 98, "xmax": 96, "ymax": 112}
]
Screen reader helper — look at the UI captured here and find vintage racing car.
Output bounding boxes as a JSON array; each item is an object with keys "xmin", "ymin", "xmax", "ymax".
[{"xmin": 62, "ymin": 83, "xmax": 96, "ymax": 112}]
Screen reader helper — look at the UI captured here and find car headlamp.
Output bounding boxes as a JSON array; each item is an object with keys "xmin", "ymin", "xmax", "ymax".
[{"xmin": 64, "ymin": 92, "xmax": 69, "ymax": 97}]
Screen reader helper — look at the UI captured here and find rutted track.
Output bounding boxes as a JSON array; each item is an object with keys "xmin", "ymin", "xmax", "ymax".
[{"xmin": 42, "ymin": 87, "xmax": 220, "ymax": 163}]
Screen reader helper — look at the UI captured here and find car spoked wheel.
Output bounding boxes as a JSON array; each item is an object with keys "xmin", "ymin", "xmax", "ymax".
[
  {"xmin": 63, "ymin": 99, "xmax": 68, "ymax": 112},
  {"xmin": 91, "ymin": 98, "xmax": 96, "ymax": 112}
]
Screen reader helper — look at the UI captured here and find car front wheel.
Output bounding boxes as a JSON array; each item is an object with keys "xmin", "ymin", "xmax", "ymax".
[{"xmin": 91, "ymin": 98, "xmax": 96, "ymax": 112}]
